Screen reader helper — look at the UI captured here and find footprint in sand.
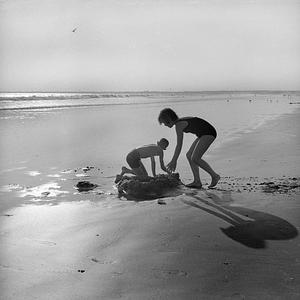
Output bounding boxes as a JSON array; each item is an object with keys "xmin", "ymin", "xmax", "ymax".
[
  {"xmin": 30, "ymin": 239, "xmax": 57, "ymax": 246},
  {"xmin": 61, "ymin": 169, "xmax": 73, "ymax": 174},
  {"xmin": 75, "ymin": 173, "xmax": 89, "ymax": 178},
  {"xmin": 47, "ymin": 174, "xmax": 62, "ymax": 178},
  {"xmin": 152, "ymin": 268, "xmax": 188, "ymax": 278},
  {"xmin": 0, "ymin": 184, "xmax": 23, "ymax": 192},
  {"xmin": 90, "ymin": 257, "xmax": 117, "ymax": 264},
  {"xmin": 112, "ymin": 271, "xmax": 124, "ymax": 276},
  {"xmin": 26, "ymin": 171, "xmax": 41, "ymax": 176}
]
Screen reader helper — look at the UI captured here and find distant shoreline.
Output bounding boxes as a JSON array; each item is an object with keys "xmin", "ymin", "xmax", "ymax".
[{"xmin": 1, "ymin": 90, "xmax": 299, "ymax": 94}]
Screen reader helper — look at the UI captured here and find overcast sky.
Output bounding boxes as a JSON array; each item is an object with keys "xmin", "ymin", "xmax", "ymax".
[{"xmin": 0, "ymin": 0, "xmax": 299, "ymax": 92}]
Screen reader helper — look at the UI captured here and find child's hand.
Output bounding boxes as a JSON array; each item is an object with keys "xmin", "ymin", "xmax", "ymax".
[
  {"xmin": 164, "ymin": 169, "xmax": 172, "ymax": 175},
  {"xmin": 167, "ymin": 160, "xmax": 177, "ymax": 172}
]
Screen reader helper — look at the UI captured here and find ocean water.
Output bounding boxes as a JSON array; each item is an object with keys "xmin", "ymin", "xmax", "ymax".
[
  {"xmin": 0, "ymin": 91, "xmax": 239, "ymax": 110},
  {"xmin": 0, "ymin": 91, "xmax": 299, "ymax": 211},
  {"xmin": 0, "ymin": 91, "xmax": 298, "ymax": 110},
  {"xmin": 1, "ymin": 91, "xmax": 298, "ymax": 150}
]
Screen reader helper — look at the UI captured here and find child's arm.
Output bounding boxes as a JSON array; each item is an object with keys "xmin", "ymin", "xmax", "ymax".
[
  {"xmin": 159, "ymin": 152, "xmax": 171, "ymax": 175},
  {"xmin": 167, "ymin": 122, "xmax": 185, "ymax": 172},
  {"xmin": 150, "ymin": 156, "xmax": 156, "ymax": 177}
]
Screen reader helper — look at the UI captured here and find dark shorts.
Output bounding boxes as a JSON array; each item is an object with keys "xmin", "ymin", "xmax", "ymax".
[{"xmin": 126, "ymin": 149, "xmax": 141, "ymax": 169}]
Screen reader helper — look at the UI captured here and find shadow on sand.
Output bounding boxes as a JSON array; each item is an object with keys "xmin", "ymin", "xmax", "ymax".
[{"xmin": 182, "ymin": 191, "xmax": 298, "ymax": 249}]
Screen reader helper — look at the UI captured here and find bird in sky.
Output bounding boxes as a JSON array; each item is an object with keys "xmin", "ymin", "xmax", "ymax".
[{"xmin": 72, "ymin": 28, "xmax": 77, "ymax": 32}]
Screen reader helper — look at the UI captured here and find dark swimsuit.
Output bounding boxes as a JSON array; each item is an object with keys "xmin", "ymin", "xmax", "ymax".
[
  {"xmin": 176, "ymin": 117, "xmax": 217, "ymax": 138},
  {"xmin": 126, "ymin": 149, "xmax": 141, "ymax": 169}
]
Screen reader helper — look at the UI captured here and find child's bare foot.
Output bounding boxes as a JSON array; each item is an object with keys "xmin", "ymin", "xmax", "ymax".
[
  {"xmin": 185, "ymin": 182, "xmax": 202, "ymax": 189},
  {"xmin": 115, "ymin": 174, "xmax": 122, "ymax": 184},
  {"xmin": 208, "ymin": 174, "xmax": 220, "ymax": 188}
]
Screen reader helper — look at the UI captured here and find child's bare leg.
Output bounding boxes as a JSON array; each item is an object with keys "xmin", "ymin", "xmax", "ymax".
[
  {"xmin": 197, "ymin": 159, "xmax": 220, "ymax": 187},
  {"xmin": 121, "ymin": 166, "xmax": 135, "ymax": 175},
  {"xmin": 190, "ymin": 135, "xmax": 220, "ymax": 188},
  {"xmin": 186, "ymin": 138, "xmax": 202, "ymax": 187},
  {"xmin": 132, "ymin": 162, "xmax": 148, "ymax": 177},
  {"xmin": 115, "ymin": 166, "xmax": 135, "ymax": 183}
]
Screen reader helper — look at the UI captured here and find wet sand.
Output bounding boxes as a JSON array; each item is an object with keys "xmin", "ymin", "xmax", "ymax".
[{"xmin": 0, "ymin": 106, "xmax": 300, "ymax": 299}]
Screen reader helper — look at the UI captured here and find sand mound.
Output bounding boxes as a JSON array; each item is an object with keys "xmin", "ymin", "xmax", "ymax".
[{"xmin": 117, "ymin": 173, "xmax": 181, "ymax": 200}]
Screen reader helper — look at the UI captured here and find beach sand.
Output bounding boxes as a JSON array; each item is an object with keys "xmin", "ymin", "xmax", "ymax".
[{"xmin": 0, "ymin": 100, "xmax": 300, "ymax": 299}]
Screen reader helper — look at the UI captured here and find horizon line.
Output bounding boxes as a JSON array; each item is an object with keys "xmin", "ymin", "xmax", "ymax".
[{"xmin": 0, "ymin": 89, "xmax": 299, "ymax": 94}]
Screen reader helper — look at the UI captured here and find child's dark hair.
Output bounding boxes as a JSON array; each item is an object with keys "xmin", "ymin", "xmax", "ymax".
[
  {"xmin": 159, "ymin": 138, "xmax": 169, "ymax": 147},
  {"xmin": 158, "ymin": 108, "xmax": 179, "ymax": 124}
]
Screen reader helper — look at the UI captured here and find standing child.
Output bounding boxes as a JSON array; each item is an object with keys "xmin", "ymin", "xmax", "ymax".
[
  {"xmin": 158, "ymin": 108, "xmax": 220, "ymax": 188},
  {"xmin": 115, "ymin": 138, "xmax": 171, "ymax": 183}
]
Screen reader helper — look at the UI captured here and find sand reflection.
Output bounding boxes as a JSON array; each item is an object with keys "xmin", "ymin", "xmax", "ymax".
[{"xmin": 18, "ymin": 182, "xmax": 69, "ymax": 198}]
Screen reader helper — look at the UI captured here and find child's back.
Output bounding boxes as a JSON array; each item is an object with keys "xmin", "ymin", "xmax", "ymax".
[{"xmin": 136, "ymin": 144, "xmax": 163, "ymax": 158}]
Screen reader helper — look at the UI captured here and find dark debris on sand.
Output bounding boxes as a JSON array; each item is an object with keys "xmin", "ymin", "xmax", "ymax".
[
  {"xmin": 217, "ymin": 176, "xmax": 300, "ymax": 195},
  {"xmin": 260, "ymin": 179, "xmax": 300, "ymax": 194},
  {"xmin": 70, "ymin": 166, "xmax": 101, "ymax": 173}
]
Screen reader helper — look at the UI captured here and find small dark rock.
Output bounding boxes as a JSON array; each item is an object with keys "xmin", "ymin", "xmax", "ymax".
[
  {"xmin": 78, "ymin": 269, "xmax": 85, "ymax": 273},
  {"xmin": 157, "ymin": 199, "xmax": 166, "ymax": 205},
  {"xmin": 76, "ymin": 181, "xmax": 97, "ymax": 192}
]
